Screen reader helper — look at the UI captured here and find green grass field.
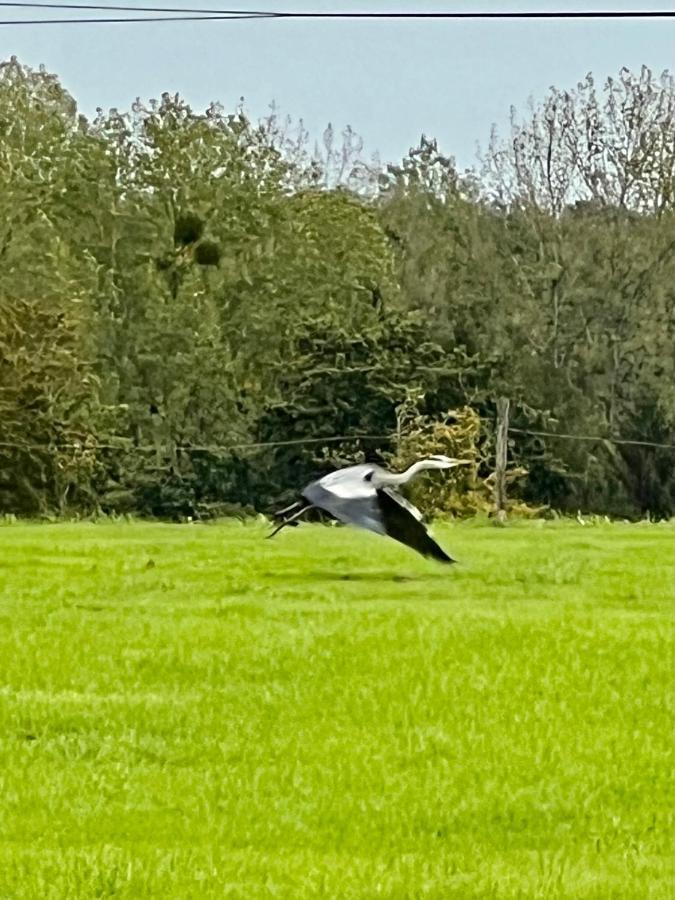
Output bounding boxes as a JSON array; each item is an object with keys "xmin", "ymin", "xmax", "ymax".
[{"xmin": 0, "ymin": 519, "xmax": 673, "ymax": 898}]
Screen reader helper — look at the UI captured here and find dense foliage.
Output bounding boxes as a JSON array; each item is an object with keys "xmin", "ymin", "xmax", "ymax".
[{"xmin": 1, "ymin": 58, "xmax": 673, "ymax": 518}]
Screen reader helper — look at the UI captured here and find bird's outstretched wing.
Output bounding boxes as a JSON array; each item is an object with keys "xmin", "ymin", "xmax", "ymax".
[
  {"xmin": 301, "ymin": 481, "xmax": 386, "ymax": 535},
  {"xmin": 302, "ymin": 475, "xmax": 455, "ymax": 563},
  {"xmin": 377, "ymin": 487, "xmax": 454, "ymax": 563}
]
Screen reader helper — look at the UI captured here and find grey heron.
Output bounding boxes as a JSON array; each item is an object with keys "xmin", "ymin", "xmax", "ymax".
[{"xmin": 268, "ymin": 455, "xmax": 471, "ymax": 563}]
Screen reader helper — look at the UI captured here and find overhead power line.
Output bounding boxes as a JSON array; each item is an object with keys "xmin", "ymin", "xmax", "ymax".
[
  {"xmin": 1, "ymin": 3, "xmax": 675, "ymax": 25},
  {"xmin": 0, "ymin": 2, "xmax": 276, "ymax": 22},
  {"xmin": 0, "ymin": 3, "xmax": 275, "ymax": 22},
  {"xmin": 0, "ymin": 14, "xmax": 271, "ymax": 22},
  {"xmin": 0, "ymin": 16, "xmax": 272, "ymax": 23},
  {"xmin": 0, "ymin": 2, "xmax": 273, "ymax": 9}
]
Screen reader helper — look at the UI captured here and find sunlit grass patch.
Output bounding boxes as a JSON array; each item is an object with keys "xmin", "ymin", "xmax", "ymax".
[{"xmin": 0, "ymin": 520, "xmax": 673, "ymax": 897}]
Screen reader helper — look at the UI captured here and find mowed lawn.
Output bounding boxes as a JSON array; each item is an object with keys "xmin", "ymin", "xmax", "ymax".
[{"xmin": 0, "ymin": 520, "xmax": 673, "ymax": 898}]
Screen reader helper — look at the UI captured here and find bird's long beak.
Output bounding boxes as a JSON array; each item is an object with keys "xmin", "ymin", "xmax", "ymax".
[
  {"xmin": 428, "ymin": 455, "xmax": 474, "ymax": 469},
  {"xmin": 440, "ymin": 457, "xmax": 473, "ymax": 468}
]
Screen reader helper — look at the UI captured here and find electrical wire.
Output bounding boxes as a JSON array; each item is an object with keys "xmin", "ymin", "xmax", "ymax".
[
  {"xmin": 0, "ymin": 2, "xmax": 278, "ymax": 22},
  {"xmin": 0, "ymin": 2, "xmax": 276, "ymax": 10},
  {"xmin": 0, "ymin": 14, "xmax": 273, "ymax": 21},
  {"xmin": 0, "ymin": 3, "xmax": 674, "ymax": 25}
]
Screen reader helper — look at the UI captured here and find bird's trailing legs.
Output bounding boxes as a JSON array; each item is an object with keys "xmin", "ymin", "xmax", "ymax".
[
  {"xmin": 267, "ymin": 503, "xmax": 314, "ymax": 539},
  {"xmin": 273, "ymin": 499, "xmax": 304, "ymax": 518},
  {"xmin": 268, "ymin": 499, "xmax": 304, "ymax": 533}
]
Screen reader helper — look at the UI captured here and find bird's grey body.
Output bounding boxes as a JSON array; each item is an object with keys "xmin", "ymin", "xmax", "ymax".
[
  {"xmin": 269, "ymin": 455, "xmax": 470, "ymax": 563},
  {"xmin": 302, "ymin": 468, "xmax": 388, "ymax": 536}
]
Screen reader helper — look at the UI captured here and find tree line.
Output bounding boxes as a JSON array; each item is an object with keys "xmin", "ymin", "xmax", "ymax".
[{"xmin": 1, "ymin": 57, "xmax": 673, "ymax": 519}]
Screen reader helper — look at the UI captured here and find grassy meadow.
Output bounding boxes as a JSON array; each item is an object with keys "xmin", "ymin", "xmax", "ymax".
[{"xmin": 0, "ymin": 519, "xmax": 673, "ymax": 898}]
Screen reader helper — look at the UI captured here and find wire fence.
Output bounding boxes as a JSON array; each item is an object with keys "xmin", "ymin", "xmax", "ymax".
[
  {"xmin": 506, "ymin": 428, "xmax": 675, "ymax": 451},
  {"xmin": 0, "ymin": 428, "xmax": 673, "ymax": 454},
  {"xmin": 0, "ymin": 434, "xmax": 395, "ymax": 453}
]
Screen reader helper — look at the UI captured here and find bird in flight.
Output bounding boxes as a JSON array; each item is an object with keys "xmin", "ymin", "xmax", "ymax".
[{"xmin": 268, "ymin": 455, "xmax": 470, "ymax": 562}]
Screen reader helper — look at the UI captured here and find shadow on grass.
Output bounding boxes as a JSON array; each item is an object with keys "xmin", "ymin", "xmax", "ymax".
[{"xmin": 262, "ymin": 569, "xmax": 452, "ymax": 584}]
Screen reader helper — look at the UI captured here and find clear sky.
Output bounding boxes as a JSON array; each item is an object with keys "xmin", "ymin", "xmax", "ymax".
[{"xmin": 3, "ymin": 1, "xmax": 675, "ymax": 169}]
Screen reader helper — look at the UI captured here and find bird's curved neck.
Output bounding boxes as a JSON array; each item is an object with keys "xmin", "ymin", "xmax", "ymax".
[{"xmin": 379, "ymin": 460, "xmax": 434, "ymax": 486}]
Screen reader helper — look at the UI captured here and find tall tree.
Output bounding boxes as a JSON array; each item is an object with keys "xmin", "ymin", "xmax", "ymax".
[
  {"xmin": 0, "ymin": 58, "xmax": 103, "ymax": 513},
  {"xmin": 480, "ymin": 67, "xmax": 675, "ymax": 514}
]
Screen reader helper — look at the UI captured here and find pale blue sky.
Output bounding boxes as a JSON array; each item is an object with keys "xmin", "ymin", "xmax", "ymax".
[{"xmin": 3, "ymin": 1, "xmax": 674, "ymax": 169}]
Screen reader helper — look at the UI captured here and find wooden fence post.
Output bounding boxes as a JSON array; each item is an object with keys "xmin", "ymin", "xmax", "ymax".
[{"xmin": 494, "ymin": 397, "xmax": 510, "ymax": 524}]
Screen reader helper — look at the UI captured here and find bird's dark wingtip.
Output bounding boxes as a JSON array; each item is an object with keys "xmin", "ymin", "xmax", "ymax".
[{"xmin": 424, "ymin": 547, "xmax": 455, "ymax": 564}]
